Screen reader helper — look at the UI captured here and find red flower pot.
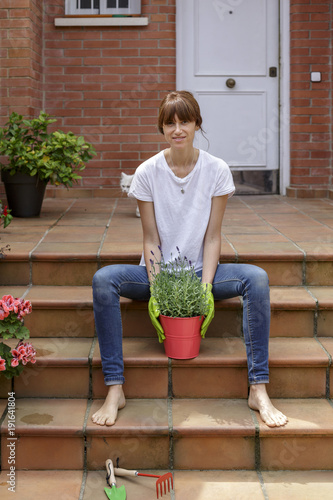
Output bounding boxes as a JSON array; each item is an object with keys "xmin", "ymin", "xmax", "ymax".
[{"xmin": 159, "ymin": 315, "xmax": 204, "ymax": 359}]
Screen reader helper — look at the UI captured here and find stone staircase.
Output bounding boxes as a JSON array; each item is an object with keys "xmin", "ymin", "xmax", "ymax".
[{"xmin": 0, "ymin": 195, "xmax": 333, "ymax": 499}]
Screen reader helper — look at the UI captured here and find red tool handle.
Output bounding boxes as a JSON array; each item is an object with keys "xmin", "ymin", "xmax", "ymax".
[
  {"xmin": 137, "ymin": 473, "xmax": 162, "ymax": 479},
  {"xmin": 114, "ymin": 467, "xmax": 161, "ymax": 479}
]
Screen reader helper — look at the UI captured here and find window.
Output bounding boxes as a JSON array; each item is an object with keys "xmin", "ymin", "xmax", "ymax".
[{"xmin": 65, "ymin": 0, "xmax": 141, "ymax": 15}]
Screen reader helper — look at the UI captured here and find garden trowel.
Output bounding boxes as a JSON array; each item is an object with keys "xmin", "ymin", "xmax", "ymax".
[{"xmin": 104, "ymin": 459, "xmax": 126, "ymax": 500}]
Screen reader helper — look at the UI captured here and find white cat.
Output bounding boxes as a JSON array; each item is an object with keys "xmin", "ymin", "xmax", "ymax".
[{"xmin": 120, "ymin": 172, "xmax": 140, "ymax": 217}]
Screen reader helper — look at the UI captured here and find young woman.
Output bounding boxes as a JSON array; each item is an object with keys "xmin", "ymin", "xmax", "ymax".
[{"xmin": 92, "ymin": 91, "xmax": 288, "ymax": 428}]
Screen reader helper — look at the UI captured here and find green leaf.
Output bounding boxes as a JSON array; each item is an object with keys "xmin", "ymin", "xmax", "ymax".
[
  {"xmin": 0, "ymin": 343, "xmax": 10, "ymax": 356},
  {"xmin": 16, "ymin": 325, "xmax": 30, "ymax": 339},
  {"xmin": 3, "ymin": 214, "xmax": 13, "ymax": 228}
]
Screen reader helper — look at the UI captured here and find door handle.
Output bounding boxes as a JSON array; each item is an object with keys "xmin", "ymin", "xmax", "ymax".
[{"xmin": 226, "ymin": 78, "xmax": 236, "ymax": 88}]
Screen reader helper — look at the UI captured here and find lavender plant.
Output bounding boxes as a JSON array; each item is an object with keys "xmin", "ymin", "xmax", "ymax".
[{"xmin": 150, "ymin": 247, "xmax": 209, "ymax": 318}]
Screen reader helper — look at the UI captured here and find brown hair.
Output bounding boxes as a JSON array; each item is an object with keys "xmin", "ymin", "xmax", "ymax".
[{"xmin": 158, "ymin": 90, "xmax": 203, "ymax": 135}]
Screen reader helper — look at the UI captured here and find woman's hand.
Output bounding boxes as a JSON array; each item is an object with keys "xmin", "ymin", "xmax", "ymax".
[{"xmin": 201, "ymin": 283, "xmax": 214, "ymax": 338}]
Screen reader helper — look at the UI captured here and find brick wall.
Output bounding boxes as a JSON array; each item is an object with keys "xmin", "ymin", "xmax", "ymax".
[
  {"xmin": 43, "ymin": 0, "xmax": 176, "ymax": 198},
  {"xmin": 0, "ymin": 0, "xmax": 43, "ymax": 197},
  {"xmin": 287, "ymin": 0, "xmax": 333, "ymax": 198},
  {"xmin": 0, "ymin": 0, "xmax": 43, "ymax": 120}
]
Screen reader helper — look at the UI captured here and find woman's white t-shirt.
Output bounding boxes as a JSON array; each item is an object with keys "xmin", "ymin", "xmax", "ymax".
[{"xmin": 128, "ymin": 149, "xmax": 235, "ymax": 271}]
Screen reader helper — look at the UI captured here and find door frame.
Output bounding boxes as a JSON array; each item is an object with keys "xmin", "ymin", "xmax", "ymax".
[{"xmin": 176, "ymin": 0, "xmax": 290, "ymax": 195}]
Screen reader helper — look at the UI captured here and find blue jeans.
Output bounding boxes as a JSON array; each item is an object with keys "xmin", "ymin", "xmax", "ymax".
[{"xmin": 92, "ymin": 263, "xmax": 270, "ymax": 386}]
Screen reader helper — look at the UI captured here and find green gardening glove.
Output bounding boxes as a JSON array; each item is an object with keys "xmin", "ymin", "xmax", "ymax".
[
  {"xmin": 148, "ymin": 292, "xmax": 165, "ymax": 343},
  {"xmin": 201, "ymin": 283, "xmax": 214, "ymax": 338}
]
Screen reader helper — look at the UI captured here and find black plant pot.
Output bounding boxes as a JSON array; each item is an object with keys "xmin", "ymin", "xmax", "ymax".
[{"xmin": 1, "ymin": 170, "xmax": 47, "ymax": 217}]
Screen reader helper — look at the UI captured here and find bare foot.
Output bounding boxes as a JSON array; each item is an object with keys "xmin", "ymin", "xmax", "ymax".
[
  {"xmin": 248, "ymin": 384, "xmax": 288, "ymax": 428},
  {"xmin": 91, "ymin": 384, "xmax": 126, "ymax": 426}
]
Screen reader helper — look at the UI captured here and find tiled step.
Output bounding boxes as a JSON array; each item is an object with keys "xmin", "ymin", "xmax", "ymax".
[
  {"xmin": 1, "ymin": 398, "xmax": 333, "ymax": 472},
  {"xmin": 1, "ymin": 337, "xmax": 331, "ymax": 400},
  {"xmin": 1, "ymin": 196, "xmax": 333, "ymax": 483},
  {"xmin": 1, "ymin": 469, "xmax": 333, "ymax": 500},
  {"xmin": 172, "ymin": 398, "xmax": 333, "ymax": 471},
  {"xmin": 0, "ymin": 399, "xmax": 87, "ymax": 470},
  {"xmin": 1, "ymin": 285, "xmax": 333, "ymax": 339},
  {"xmin": 83, "ymin": 469, "xmax": 333, "ymax": 500},
  {"xmin": 0, "ymin": 470, "xmax": 84, "ymax": 500},
  {"xmin": 1, "ymin": 196, "xmax": 333, "ymax": 287},
  {"xmin": 2, "ymin": 248, "xmax": 333, "ymax": 287}
]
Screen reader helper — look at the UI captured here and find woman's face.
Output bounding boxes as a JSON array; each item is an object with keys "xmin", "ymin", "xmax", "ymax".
[{"xmin": 162, "ymin": 114, "xmax": 198, "ymax": 150}]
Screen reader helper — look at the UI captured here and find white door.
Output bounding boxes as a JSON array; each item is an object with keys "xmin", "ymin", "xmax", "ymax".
[{"xmin": 177, "ymin": 0, "xmax": 280, "ymax": 194}]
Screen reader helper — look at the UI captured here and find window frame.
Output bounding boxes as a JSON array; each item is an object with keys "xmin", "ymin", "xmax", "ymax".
[{"xmin": 65, "ymin": 0, "xmax": 141, "ymax": 16}]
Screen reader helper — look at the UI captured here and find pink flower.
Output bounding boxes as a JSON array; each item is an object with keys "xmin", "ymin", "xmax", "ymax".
[
  {"xmin": 16, "ymin": 341, "xmax": 36, "ymax": 365},
  {"xmin": 0, "ymin": 305, "xmax": 9, "ymax": 320},
  {"xmin": 0, "ymin": 357, "xmax": 6, "ymax": 371},
  {"xmin": 10, "ymin": 348, "xmax": 23, "ymax": 368},
  {"xmin": 0, "ymin": 295, "xmax": 32, "ymax": 321},
  {"xmin": 16, "ymin": 298, "xmax": 32, "ymax": 320},
  {"xmin": 20, "ymin": 300, "xmax": 32, "ymax": 317},
  {"xmin": 12, "ymin": 299, "xmax": 22, "ymax": 314},
  {"xmin": 24, "ymin": 300, "xmax": 32, "ymax": 313},
  {"xmin": 1, "ymin": 295, "xmax": 15, "ymax": 313}
]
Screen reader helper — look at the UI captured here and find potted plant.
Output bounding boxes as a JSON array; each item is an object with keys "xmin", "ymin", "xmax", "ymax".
[
  {"xmin": 0, "ymin": 294, "xmax": 36, "ymax": 379},
  {"xmin": 149, "ymin": 248, "xmax": 211, "ymax": 359},
  {"xmin": 0, "ymin": 112, "xmax": 96, "ymax": 217}
]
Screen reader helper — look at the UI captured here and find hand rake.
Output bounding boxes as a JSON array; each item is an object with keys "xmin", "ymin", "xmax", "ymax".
[{"xmin": 114, "ymin": 466, "xmax": 173, "ymax": 499}]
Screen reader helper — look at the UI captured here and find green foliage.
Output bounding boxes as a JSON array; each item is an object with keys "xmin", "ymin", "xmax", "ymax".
[
  {"xmin": 0, "ymin": 200, "xmax": 12, "ymax": 228},
  {"xmin": 150, "ymin": 248, "xmax": 209, "ymax": 318},
  {"xmin": 0, "ymin": 316, "xmax": 30, "ymax": 340},
  {"xmin": 0, "ymin": 112, "xmax": 96, "ymax": 188},
  {"xmin": 0, "ymin": 343, "xmax": 24, "ymax": 379}
]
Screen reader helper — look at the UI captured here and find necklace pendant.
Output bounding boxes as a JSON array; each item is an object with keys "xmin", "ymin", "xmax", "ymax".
[{"xmin": 181, "ymin": 188, "xmax": 185, "ymax": 194}]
